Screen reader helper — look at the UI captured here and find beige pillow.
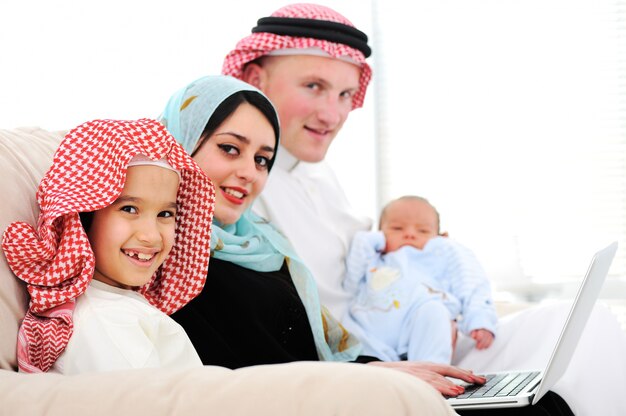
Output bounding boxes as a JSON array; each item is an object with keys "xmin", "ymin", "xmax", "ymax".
[
  {"xmin": 1, "ymin": 361, "xmax": 456, "ymax": 416},
  {"xmin": 0, "ymin": 127, "xmax": 63, "ymax": 370}
]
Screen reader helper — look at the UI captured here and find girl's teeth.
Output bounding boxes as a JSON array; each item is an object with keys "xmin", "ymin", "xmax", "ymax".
[{"xmin": 125, "ymin": 251, "xmax": 154, "ymax": 261}]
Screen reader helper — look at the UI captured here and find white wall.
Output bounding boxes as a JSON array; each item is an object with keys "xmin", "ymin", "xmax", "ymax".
[
  {"xmin": 0, "ymin": 0, "xmax": 377, "ymax": 220},
  {"xmin": 4, "ymin": 1, "xmax": 624, "ymax": 300},
  {"xmin": 371, "ymin": 0, "xmax": 626, "ymax": 293}
]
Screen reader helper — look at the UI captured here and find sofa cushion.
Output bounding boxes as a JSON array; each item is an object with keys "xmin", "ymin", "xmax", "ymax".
[
  {"xmin": 0, "ymin": 361, "xmax": 455, "ymax": 415},
  {"xmin": 0, "ymin": 127, "xmax": 63, "ymax": 370}
]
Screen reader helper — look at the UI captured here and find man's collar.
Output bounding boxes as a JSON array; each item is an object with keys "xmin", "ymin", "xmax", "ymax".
[{"xmin": 275, "ymin": 145, "xmax": 300, "ymax": 172}]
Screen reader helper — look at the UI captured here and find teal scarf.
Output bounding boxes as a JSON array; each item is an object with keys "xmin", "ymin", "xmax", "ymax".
[{"xmin": 160, "ymin": 75, "xmax": 361, "ymax": 361}]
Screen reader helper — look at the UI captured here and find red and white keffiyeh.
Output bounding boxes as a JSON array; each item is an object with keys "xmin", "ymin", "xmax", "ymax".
[
  {"xmin": 222, "ymin": 3, "xmax": 372, "ymax": 109},
  {"xmin": 1, "ymin": 118, "xmax": 215, "ymax": 373}
]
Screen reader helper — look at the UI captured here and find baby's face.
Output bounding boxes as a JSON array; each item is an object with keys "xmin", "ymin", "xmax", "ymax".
[{"xmin": 380, "ymin": 199, "xmax": 440, "ymax": 253}]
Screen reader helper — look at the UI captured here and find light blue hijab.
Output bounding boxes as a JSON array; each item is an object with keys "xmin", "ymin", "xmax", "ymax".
[{"xmin": 160, "ymin": 75, "xmax": 361, "ymax": 362}]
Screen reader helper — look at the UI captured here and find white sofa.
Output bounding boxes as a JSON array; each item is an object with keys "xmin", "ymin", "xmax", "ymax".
[{"xmin": 0, "ymin": 126, "xmax": 457, "ymax": 416}]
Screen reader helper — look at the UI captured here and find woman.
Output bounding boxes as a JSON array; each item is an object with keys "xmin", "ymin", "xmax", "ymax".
[{"xmin": 160, "ymin": 75, "xmax": 484, "ymax": 397}]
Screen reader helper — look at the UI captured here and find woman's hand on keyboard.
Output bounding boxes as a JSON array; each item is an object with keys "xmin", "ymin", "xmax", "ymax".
[{"xmin": 368, "ymin": 361, "xmax": 486, "ymax": 396}]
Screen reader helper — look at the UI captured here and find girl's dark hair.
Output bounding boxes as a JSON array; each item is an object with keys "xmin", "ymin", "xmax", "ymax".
[
  {"xmin": 79, "ymin": 211, "xmax": 94, "ymax": 232},
  {"xmin": 193, "ymin": 90, "xmax": 280, "ymax": 170}
]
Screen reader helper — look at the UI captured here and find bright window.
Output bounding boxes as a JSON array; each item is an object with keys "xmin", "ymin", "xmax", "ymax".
[
  {"xmin": 2, "ymin": 0, "xmax": 624, "ymax": 297},
  {"xmin": 364, "ymin": 0, "xmax": 626, "ymax": 294}
]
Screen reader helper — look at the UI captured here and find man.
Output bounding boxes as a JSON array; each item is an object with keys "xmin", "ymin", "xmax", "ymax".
[
  {"xmin": 222, "ymin": 3, "xmax": 372, "ymax": 320},
  {"xmin": 220, "ymin": 5, "xmax": 581, "ymax": 415}
]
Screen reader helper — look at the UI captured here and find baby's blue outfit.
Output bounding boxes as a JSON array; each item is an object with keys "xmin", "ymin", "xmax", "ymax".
[{"xmin": 342, "ymin": 231, "xmax": 497, "ymax": 363}]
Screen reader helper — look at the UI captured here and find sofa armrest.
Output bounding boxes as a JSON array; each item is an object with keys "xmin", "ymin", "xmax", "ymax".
[
  {"xmin": 0, "ymin": 362, "xmax": 455, "ymax": 415},
  {"xmin": 494, "ymin": 300, "xmax": 534, "ymax": 317},
  {"xmin": 0, "ymin": 127, "xmax": 64, "ymax": 370}
]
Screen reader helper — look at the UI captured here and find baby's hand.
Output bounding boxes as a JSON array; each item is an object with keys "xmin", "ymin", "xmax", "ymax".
[{"xmin": 470, "ymin": 329, "xmax": 494, "ymax": 350}]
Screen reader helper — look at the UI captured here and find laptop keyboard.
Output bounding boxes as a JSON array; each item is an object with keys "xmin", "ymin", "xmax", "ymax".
[{"xmin": 456, "ymin": 371, "xmax": 540, "ymax": 399}]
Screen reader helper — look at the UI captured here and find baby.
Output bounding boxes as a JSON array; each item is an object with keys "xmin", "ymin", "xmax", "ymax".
[{"xmin": 343, "ymin": 195, "xmax": 497, "ymax": 364}]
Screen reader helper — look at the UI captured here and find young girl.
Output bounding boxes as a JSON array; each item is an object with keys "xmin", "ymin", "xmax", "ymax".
[
  {"xmin": 2, "ymin": 118, "xmax": 215, "ymax": 374},
  {"xmin": 160, "ymin": 75, "xmax": 485, "ymax": 396}
]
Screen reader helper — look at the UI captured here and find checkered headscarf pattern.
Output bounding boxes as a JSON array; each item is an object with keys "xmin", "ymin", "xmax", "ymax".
[
  {"xmin": 2, "ymin": 119, "xmax": 215, "ymax": 373},
  {"xmin": 222, "ymin": 3, "xmax": 372, "ymax": 109}
]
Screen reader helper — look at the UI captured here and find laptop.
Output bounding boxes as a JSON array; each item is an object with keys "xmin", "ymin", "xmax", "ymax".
[{"xmin": 446, "ymin": 241, "xmax": 618, "ymax": 410}]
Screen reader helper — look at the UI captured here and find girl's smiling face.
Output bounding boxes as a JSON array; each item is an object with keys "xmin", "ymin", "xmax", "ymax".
[
  {"xmin": 87, "ymin": 165, "xmax": 179, "ymax": 289},
  {"xmin": 193, "ymin": 102, "xmax": 276, "ymax": 225}
]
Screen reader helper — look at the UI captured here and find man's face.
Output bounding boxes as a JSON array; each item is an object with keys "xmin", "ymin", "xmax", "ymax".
[{"xmin": 246, "ymin": 55, "xmax": 361, "ymax": 163}]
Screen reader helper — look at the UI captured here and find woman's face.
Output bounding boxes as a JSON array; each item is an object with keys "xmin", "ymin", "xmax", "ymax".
[{"xmin": 193, "ymin": 102, "xmax": 276, "ymax": 225}]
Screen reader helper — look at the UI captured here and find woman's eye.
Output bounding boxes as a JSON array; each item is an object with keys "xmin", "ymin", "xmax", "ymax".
[
  {"xmin": 218, "ymin": 144, "xmax": 239, "ymax": 156},
  {"xmin": 120, "ymin": 206, "xmax": 137, "ymax": 214},
  {"xmin": 305, "ymin": 82, "xmax": 321, "ymax": 91},
  {"xmin": 255, "ymin": 156, "xmax": 270, "ymax": 169}
]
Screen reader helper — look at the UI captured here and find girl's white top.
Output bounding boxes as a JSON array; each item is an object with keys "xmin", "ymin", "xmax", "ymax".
[{"xmin": 51, "ymin": 279, "xmax": 202, "ymax": 374}]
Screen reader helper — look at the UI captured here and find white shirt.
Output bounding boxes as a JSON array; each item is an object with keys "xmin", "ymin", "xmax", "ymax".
[
  {"xmin": 52, "ymin": 279, "xmax": 202, "ymax": 374},
  {"xmin": 253, "ymin": 147, "xmax": 371, "ymax": 319},
  {"xmin": 454, "ymin": 302, "xmax": 626, "ymax": 416}
]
